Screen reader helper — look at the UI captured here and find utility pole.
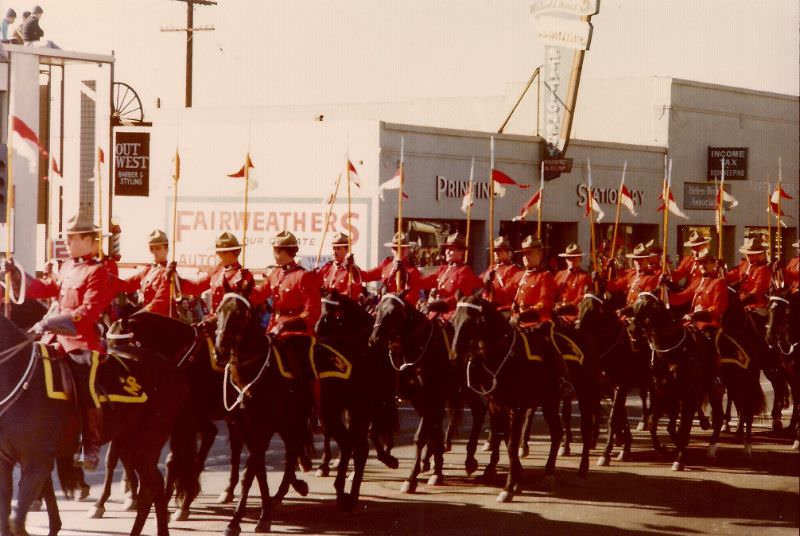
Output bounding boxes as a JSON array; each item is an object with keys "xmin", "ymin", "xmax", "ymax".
[{"xmin": 161, "ymin": 0, "xmax": 216, "ymax": 107}]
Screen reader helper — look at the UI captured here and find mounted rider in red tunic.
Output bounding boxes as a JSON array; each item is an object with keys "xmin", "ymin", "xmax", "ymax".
[
  {"xmin": 510, "ymin": 235, "xmax": 574, "ymax": 399},
  {"xmin": 604, "ymin": 241, "xmax": 662, "ymax": 313},
  {"xmin": 6, "ymin": 213, "xmax": 115, "ymax": 470},
  {"xmin": 116, "ymin": 230, "xmax": 173, "ymax": 317},
  {"xmin": 419, "ymin": 232, "xmax": 483, "ymax": 321},
  {"xmin": 783, "ymin": 240, "xmax": 800, "ymax": 293},
  {"xmin": 671, "ymin": 230, "xmax": 711, "ymax": 288},
  {"xmin": 317, "ymin": 232, "xmax": 363, "ymax": 301},
  {"xmin": 362, "ymin": 232, "xmax": 425, "ymax": 307},
  {"xmin": 553, "ymin": 243, "xmax": 591, "ymax": 325},
  {"xmin": 725, "ymin": 236, "xmax": 772, "ymax": 314},
  {"xmin": 481, "ymin": 236, "xmax": 523, "ymax": 315}
]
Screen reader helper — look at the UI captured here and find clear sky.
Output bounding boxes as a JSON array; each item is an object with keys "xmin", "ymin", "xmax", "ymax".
[{"xmin": 20, "ymin": 0, "xmax": 800, "ymax": 119}]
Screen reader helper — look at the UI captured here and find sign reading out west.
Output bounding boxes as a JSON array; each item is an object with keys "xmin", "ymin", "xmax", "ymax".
[{"xmin": 114, "ymin": 131, "xmax": 150, "ymax": 196}]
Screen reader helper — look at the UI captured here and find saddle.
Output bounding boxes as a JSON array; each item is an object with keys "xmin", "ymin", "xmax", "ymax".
[{"xmin": 271, "ymin": 336, "xmax": 353, "ymax": 382}]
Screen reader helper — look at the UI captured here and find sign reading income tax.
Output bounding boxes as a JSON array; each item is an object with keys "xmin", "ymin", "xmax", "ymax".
[
  {"xmin": 707, "ymin": 147, "xmax": 747, "ymax": 181},
  {"xmin": 114, "ymin": 131, "xmax": 150, "ymax": 196}
]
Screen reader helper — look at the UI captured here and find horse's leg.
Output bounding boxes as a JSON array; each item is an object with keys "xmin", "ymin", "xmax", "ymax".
[
  {"xmin": 464, "ymin": 391, "xmax": 485, "ymax": 475},
  {"xmin": 598, "ymin": 386, "xmax": 625, "ymax": 466},
  {"xmin": 762, "ymin": 357, "xmax": 786, "ymax": 431},
  {"xmin": 498, "ymin": 407, "xmax": 526, "ymax": 503},
  {"xmin": 706, "ymin": 388, "xmax": 724, "ymax": 462},
  {"xmin": 0, "ymin": 460, "xmax": 12, "ymax": 536},
  {"xmin": 146, "ymin": 464, "xmax": 168, "ymax": 536},
  {"xmin": 400, "ymin": 417, "xmax": 425, "ymax": 493},
  {"xmin": 128, "ymin": 462, "xmax": 154, "ymax": 536},
  {"xmin": 225, "ymin": 453, "xmax": 258, "ymax": 536},
  {"xmin": 11, "ymin": 461, "xmax": 52, "ymax": 536},
  {"xmin": 722, "ymin": 394, "xmax": 733, "ymax": 433},
  {"xmin": 41, "ymin": 476, "xmax": 61, "ymax": 536},
  {"xmin": 315, "ymin": 429, "xmax": 333, "ymax": 477},
  {"xmin": 346, "ymin": 420, "xmax": 370, "ymax": 511},
  {"xmin": 542, "ymin": 399, "xmax": 563, "ymax": 489},
  {"xmin": 479, "ymin": 410, "xmax": 504, "ymax": 482},
  {"xmin": 519, "ymin": 408, "xmax": 534, "ymax": 458},
  {"xmin": 428, "ymin": 400, "xmax": 446, "ymax": 487},
  {"xmin": 218, "ymin": 419, "xmax": 242, "ymax": 504},
  {"xmin": 89, "ymin": 441, "xmax": 118, "ymax": 518},
  {"xmin": 252, "ymin": 451, "xmax": 272, "ymax": 534},
  {"xmin": 370, "ymin": 427, "xmax": 399, "ymax": 469},
  {"xmin": 559, "ymin": 398, "xmax": 573, "ymax": 457},
  {"xmin": 329, "ymin": 412, "xmax": 354, "ymax": 509},
  {"xmin": 637, "ymin": 385, "xmax": 650, "ymax": 431},
  {"xmin": 577, "ymin": 393, "xmax": 594, "ymax": 478},
  {"xmin": 672, "ymin": 397, "xmax": 694, "ymax": 471},
  {"xmin": 121, "ymin": 456, "xmax": 139, "ymax": 510}
]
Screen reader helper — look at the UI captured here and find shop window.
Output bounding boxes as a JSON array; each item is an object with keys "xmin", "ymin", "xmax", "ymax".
[
  {"xmin": 500, "ymin": 221, "xmax": 577, "ymax": 272},
  {"xmin": 595, "ymin": 223, "xmax": 659, "ymax": 269},
  {"xmin": 744, "ymin": 226, "xmax": 797, "ymax": 264},
  {"xmin": 397, "ymin": 218, "xmax": 480, "ymax": 269},
  {"xmin": 677, "ymin": 225, "xmax": 735, "ymax": 268}
]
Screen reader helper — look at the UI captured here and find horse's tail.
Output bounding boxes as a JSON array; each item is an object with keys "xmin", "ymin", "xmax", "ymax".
[{"xmin": 55, "ymin": 455, "xmax": 79, "ymax": 499}]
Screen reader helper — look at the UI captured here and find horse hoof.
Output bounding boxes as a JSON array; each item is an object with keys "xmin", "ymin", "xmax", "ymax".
[
  {"xmin": 216, "ymin": 490, "xmax": 235, "ymax": 504},
  {"xmin": 519, "ymin": 444, "xmax": 530, "ymax": 458},
  {"xmin": 465, "ymin": 457, "xmax": 479, "ymax": 476},
  {"xmin": 636, "ymin": 421, "xmax": 647, "ymax": 432},
  {"xmin": 616, "ymin": 450, "xmax": 627, "ymax": 462},
  {"xmin": 378, "ymin": 453, "xmax": 400, "ymax": 469},
  {"xmin": 427, "ymin": 474, "xmax": 443, "ymax": 486},
  {"xmin": 29, "ymin": 500, "xmax": 42, "ymax": 511},
  {"xmin": 772, "ymin": 417, "xmax": 783, "ymax": 432},
  {"xmin": 596, "ymin": 456, "xmax": 610, "ymax": 467},
  {"xmin": 542, "ymin": 475, "xmax": 556, "ymax": 491},
  {"xmin": 79, "ymin": 484, "xmax": 91, "ymax": 501},
  {"xmin": 224, "ymin": 525, "xmax": 242, "ymax": 536},
  {"xmin": 558, "ymin": 445, "xmax": 570, "ymax": 457},
  {"xmin": 294, "ymin": 479, "xmax": 310, "ymax": 497},
  {"xmin": 706, "ymin": 443, "xmax": 719, "ymax": 461},
  {"xmin": 444, "ymin": 441, "xmax": 453, "ymax": 453},
  {"xmin": 123, "ymin": 498, "xmax": 138, "ymax": 511},
  {"xmin": 744, "ymin": 444, "xmax": 752, "ymax": 457},
  {"xmin": 400, "ymin": 480, "xmax": 417, "ymax": 494},
  {"xmin": 87, "ymin": 505, "xmax": 105, "ymax": 519},
  {"xmin": 9, "ymin": 518, "xmax": 29, "ymax": 536},
  {"xmin": 481, "ymin": 440, "xmax": 492, "ymax": 452},
  {"xmin": 315, "ymin": 465, "xmax": 330, "ymax": 478},
  {"xmin": 171, "ymin": 508, "xmax": 189, "ymax": 523},
  {"xmin": 671, "ymin": 461, "xmax": 684, "ymax": 471},
  {"xmin": 348, "ymin": 471, "xmax": 355, "ymax": 482},
  {"xmin": 497, "ymin": 490, "xmax": 513, "ymax": 503},
  {"xmin": 255, "ymin": 520, "xmax": 271, "ymax": 533},
  {"xmin": 791, "ymin": 440, "xmax": 800, "ymax": 451}
]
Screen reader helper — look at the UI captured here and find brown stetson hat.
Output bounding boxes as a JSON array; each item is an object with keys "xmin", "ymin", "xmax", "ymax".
[
  {"xmin": 487, "ymin": 236, "xmax": 513, "ymax": 250},
  {"xmin": 383, "ymin": 231, "xmax": 412, "ymax": 248},
  {"xmin": 625, "ymin": 242, "xmax": 649, "ymax": 259},
  {"xmin": 215, "ymin": 232, "xmax": 242, "ymax": 252},
  {"xmin": 331, "ymin": 232, "xmax": 350, "ymax": 247},
  {"xmin": 515, "ymin": 235, "xmax": 543, "ymax": 253},
  {"xmin": 148, "ymin": 229, "xmax": 169, "ymax": 246},
  {"xmin": 683, "ymin": 230, "xmax": 711, "ymax": 247},
  {"xmin": 271, "ymin": 230, "xmax": 298, "ymax": 249},
  {"xmin": 558, "ymin": 243, "xmax": 584, "ymax": 257},
  {"xmin": 63, "ymin": 212, "xmax": 100, "ymax": 236},
  {"xmin": 739, "ymin": 236, "xmax": 766, "ymax": 254},
  {"xmin": 440, "ymin": 231, "xmax": 467, "ymax": 250}
]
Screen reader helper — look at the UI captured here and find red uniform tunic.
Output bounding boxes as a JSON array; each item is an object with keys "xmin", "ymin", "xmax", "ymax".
[
  {"xmin": 178, "ymin": 262, "xmax": 256, "ymax": 312},
  {"xmin": 419, "ymin": 262, "xmax": 483, "ymax": 320},
  {"xmin": 554, "ymin": 267, "xmax": 591, "ymax": 307},
  {"xmin": 671, "ymin": 253, "xmax": 702, "ymax": 286},
  {"xmin": 607, "ymin": 269, "xmax": 660, "ymax": 305},
  {"xmin": 669, "ymin": 276, "xmax": 728, "ymax": 329},
  {"xmin": 317, "ymin": 261, "xmax": 362, "ymax": 300},
  {"xmin": 784, "ymin": 257, "xmax": 799, "ymax": 293},
  {"xmin": 101, "ymin": 256, "xmax": 119, "ymax": 277},
  {"xmin": 481, "ymin": 262, "xmax": 523, "ymax": 311},
  {"xmin": 512, "ymin": 268, "xmax": 557, "ymax": 324},
  {"xmin": 117, "ymin": 263, "xmax": 172, "ymax": 316},
  {"xmin": 26, "ymin": 256, "xmax": 113, "ymax": 353},
  {"xmin": 252, "ymin": 263, "xmax": 321, "ymax": 335},
  {"xmin": 362, "ymin": 257, "xmax": 425, "ymax": 306},
  {"xmin": 726, "ymin": 260, "xmax": 771, "ymax": 309}
]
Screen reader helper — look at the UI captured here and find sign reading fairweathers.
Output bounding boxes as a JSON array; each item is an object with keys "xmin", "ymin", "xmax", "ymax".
[
  {"xmin": 707, "ymin": 147, "xmax": 748, "ymax": 181},
  {"xmin": 172, "ymin": 198, "xmax": 369, "ymax": 269}
]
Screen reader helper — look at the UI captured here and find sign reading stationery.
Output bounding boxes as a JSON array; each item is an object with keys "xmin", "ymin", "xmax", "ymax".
[{"xmin": 114, "ymin": 131, "xmax": 150, "ymax": 196}]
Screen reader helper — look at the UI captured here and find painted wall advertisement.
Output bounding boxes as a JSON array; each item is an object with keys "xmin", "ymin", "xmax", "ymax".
[
  {"xmin": 171, "ymin": 197, "xmax": 371, "ymax": 269},
  {"xmin": 114, "ymin": 131, "xmax": 150, "ymax": 196}
]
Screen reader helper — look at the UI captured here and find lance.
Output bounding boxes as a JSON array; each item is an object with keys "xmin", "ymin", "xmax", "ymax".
[
  {"xmin": 766, "ymin": 179, "xmax": 772, "ymax": 263},
  {"xmin": 660, "ymin": 157, "xmax": 672, "ymax": 303},
  {"xmin": 608, "ymin": 160, "xmax": 627, "ymax": 278},
  {"xmin": 489, "ymin": 136, "xmax": 495, "ymax": 266},
  {"xmin": 316, "ymin": 172, "xmax": 343, "ymax": 268},
  {"xmin": 537, "ymin": 159, "xmax": 544, "ymax": 240},
  {"xmin": 169, "ymin": 148, "xmax": 181, "ymax": 318},
  {"xmin": 3, "ymin": 132, "xmax": 15, "ymax": 317},
  {"xmin": 776, "ymin": 157, "xmax": 783, "ymax": 261},
  {"xmin": 242, "ymin": 152, "xmax": 252, "ymax": 267},
  {"xmin": 346, "ymin": 154, "xmax": 353, "ymax": 284},
  {"xmin": 97, "ymin": 147, "xmax": 104, "ymax": 260},
  {"xmin": 465, "ymin": 156, "xmax": 475, "ymax": 263},
  {"xmin": 587, "ymin": 160, "xmax": 598, "ymax": 273},
  {"xmin": 396, "ymin": 137, "xmax": 405, "ymax": 290},
  {"xmin": 718, "ymin": 158, "xmax": 725, "ymax": 260}
]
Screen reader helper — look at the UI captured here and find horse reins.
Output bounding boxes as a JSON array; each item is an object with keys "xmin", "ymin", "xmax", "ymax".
[
  {"xmin": 0, "ymin": 343, "xmax": 37, "ymax": 418},
  {"xmin": 223, "ymin": 345, "xmax": 272, "ymax": 412},
  {"xmin": 768, "ymin": 295, "xmax": 798, "ymax": 356},
  {"xmin": 465, "ymin": 324, "xmax": 518, "ymax": 396}
]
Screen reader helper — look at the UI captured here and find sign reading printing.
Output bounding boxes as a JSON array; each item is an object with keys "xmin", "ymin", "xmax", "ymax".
[
  {"xmin": 683, "ymin": 182, "xmax": 735, "ymax": 210},
  {"xmin": 707, "ymin": 147, "xmax": 747, "ymax": 181},
  {"xmin": 172, "ymin": 198, "xmax": 368, "ymax": 269},
  {"xmin": 535, "ymin": 16, "xmax": 593, "ymax": 50},
  {"xmin": 530, "ymin": 0, "xmax": 599, "ymax": 17},
  {"xmin": 114, "ymin": 132, "xmax": 150, "ymax": 196}
]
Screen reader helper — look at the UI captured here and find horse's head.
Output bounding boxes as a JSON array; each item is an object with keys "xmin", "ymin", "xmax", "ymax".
[
  {"xmin": 317, "ymin": 288, "xmax": 374, "ymax": 339},
  {"xmin": 368, "ymin": 292, "xmax": 408, "ymax": 348},
  {"xmin": 766, "ymin": 287, "xmax": 793, "ymax": 350},
  {"xmin": 451, "ymin": 292, "xmax": 492, "ymax": 364},
  {"xmin": 628, "ymin": 291, "xmax": 668, "ymax": 345},
  {"xmin": 575, "ymin": 291, "xmax": 606, "ymax": 331},
  {"xmin": 215, "ymin": 292, "xmax": 254, "ymax": 365}
]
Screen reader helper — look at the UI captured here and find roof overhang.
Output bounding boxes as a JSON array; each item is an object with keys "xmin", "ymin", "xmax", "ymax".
[{"xmin": 0, "ymin": 44, "xmax": 115, "ymax": 66}]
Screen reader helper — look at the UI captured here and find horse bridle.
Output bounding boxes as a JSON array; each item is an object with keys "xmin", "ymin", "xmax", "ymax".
[
  {"xmin": 768, "ymin": 294, "xmax": 798, "ymax": 356},
  {"xmin": 376, "ymin": 293, "xmax": 436, "ymax": 372},
  {"xmin": 456, "ymin": 301, "xmax": 517, "ymax": 396}
]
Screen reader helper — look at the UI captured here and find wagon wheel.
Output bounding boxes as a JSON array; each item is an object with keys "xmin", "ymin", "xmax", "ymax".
[{"xmin": 112, "ymin": 82, "xmax": 144, "ymax": 125}]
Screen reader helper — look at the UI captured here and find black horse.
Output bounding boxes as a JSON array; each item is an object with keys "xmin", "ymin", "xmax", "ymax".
[
  {"xmin": 626, "ymin": 292, "xmax": 729, "ymax": 470},
  {"xmin": 214, "ymin": 292, "xmax": 314, "ymax": 536},
  {"xmin": 766, "ymin": 288, "xmax": 800, "ymax": 450},
  {"xmin": 0, "ymin": 310, "xmax": 188, "ymax": 536},
  {"xmin": 368, "ymin": 292, "xmax": 454, "ymax": 493},
  {"xmin": 451, "ymin": 295, "xmax": 564, "ymax": 502},
  {"xmin": 575, "ymin": 292, "xmax": 655, "ymax": 466},
  {"xmin": 315, "ymin": 289, "xmax": 399, "ymax": 476}
]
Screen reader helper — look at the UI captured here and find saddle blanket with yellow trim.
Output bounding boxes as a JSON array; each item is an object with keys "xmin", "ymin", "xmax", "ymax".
[
  {"xmin": 272, "ymin": 336, "xmax": 353, "ymax": 381},
  {"xmin": 515, "ymin": 322, "xmax": 584, "ymax": 366},
  {"xmin": 38, "ymin": 343, "xmax": 148, "ymax": 405},
  {"xmin": 714, "ymin": 331, "xmax": 752, "ymax": 370}
]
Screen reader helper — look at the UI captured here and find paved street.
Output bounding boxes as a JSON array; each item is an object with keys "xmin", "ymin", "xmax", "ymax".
[{"xmin": 21, "ymin": 402, "xmax": 799, "ymax": 536}]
